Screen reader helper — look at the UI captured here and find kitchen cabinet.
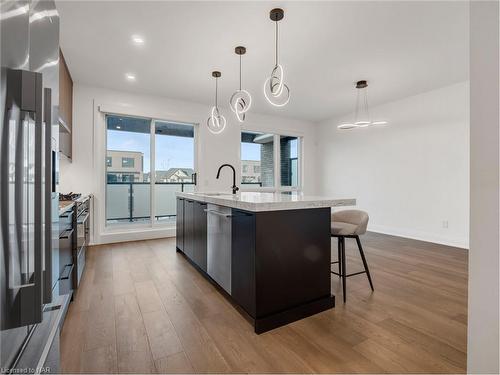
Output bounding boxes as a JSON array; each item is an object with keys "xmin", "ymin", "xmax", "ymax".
[
  {"xmin": 183, "ymin": 199, "xmax": 195, "ymax": 260},
  {"xmin": 176, "ymin": 198, "xmax": 184, "ymax": 251},
  {"xmin": 59, "ymin": 49, "xmax": 73, "ymax": 159},
  {"xmin": 231, "ymin": 209, "xmax": 256, "ymax": 317},
  {"xmin": 193, "ymin": 201, "xmax": 207, "ymax": 271},
  {"xmin": 176, "ymin": 198, "xmax": 208, "ymax": 272},
  {"xmin": 176, "ymin": 193, "xmax": 335, "ymax": 334}
]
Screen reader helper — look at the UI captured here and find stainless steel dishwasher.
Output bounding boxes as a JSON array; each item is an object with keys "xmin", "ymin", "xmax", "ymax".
[{"xmin": 206, "ymin": 204, "xmax": 232, "ymax": 294}]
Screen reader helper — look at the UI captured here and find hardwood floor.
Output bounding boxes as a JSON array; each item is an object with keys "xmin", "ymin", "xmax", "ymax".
[{"xmin": 60, "ymin": 232, "xmax": 468, "ymax": 373}]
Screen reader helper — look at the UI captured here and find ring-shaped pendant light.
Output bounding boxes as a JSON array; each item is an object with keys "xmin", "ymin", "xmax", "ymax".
[
  {"xmin": 337, "ymin": 80, "xmax": 389, "ymax": 130},
  {"xmin": 230, "ymin": 46, "xmax": 252, "ymax": 122},
  {"xmin": 263, "ymin": 8, "xmax": 290, "ymax": 107},
  {"xmin": 207, "ymin": 71, "xmax": 227, "ymax": 134}
]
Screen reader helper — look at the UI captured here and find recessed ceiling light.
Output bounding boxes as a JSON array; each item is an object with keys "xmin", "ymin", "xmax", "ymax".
[
  {"xmin": 131, "ymin": 35, "xmax": 144, "ymax": 45},
  {"xmin": 125, "ymin": 73, "xmax": 136, "ymax": 82}
]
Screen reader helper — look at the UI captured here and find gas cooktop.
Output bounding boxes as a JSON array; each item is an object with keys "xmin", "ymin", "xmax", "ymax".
[{"xmin": 59, "ymin": 192, "xmax": 82, "ymax": 201}]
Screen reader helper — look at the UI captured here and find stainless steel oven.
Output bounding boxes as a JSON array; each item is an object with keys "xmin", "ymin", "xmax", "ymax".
[{"xmin": 75, "ymin": 197, "xmax": 90, "ymax": 286}]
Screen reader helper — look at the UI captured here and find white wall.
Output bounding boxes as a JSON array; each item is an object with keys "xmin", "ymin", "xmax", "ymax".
[
  {"xmin": 468, "ymin": 1, "xmax": 500, "ymax": 372},
  {"xmin": 60, "ymin": 84, "xmax": 317, "ymax": 244},
  {"xmin": 315, "ymin": 82, "xmax": 469, "ymax": 248}
]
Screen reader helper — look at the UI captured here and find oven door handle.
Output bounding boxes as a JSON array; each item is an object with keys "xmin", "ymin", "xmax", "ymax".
[{"xmin": 77, "ymin": 212, "xmax": 90, "ymax": 225}]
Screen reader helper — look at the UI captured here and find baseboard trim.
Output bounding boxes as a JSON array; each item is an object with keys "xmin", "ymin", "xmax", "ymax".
[
  {"xmin": 368, "ymin": 224, "xmax": 469, "ymax": 249},
  {"xmin": 96, "ymin": 226, "xmax": 176, "ymax": 245}
]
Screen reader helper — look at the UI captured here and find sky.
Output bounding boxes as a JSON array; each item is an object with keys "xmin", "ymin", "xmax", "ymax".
[
  {"xmin": 107, "ymin": 130, "xmax": 298, "ymax": 173},
  {"xmin": 107, "ymin": 130, "xmax": 194, "ymax": 173}
]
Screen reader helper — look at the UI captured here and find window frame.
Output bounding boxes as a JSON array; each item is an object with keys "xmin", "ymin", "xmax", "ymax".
[
  {"xmin": 104, "ymin": 113, "xmax": 197, "ymax": 230},
  {"xmin": 239, "ymin": 127, "xmax": 303, "ymax": 193}
]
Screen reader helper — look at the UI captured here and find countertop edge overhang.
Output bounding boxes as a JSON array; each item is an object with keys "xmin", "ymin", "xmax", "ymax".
[{"xmin": 176, "ymin": 192, "xmax": 356, "ymax": 212}]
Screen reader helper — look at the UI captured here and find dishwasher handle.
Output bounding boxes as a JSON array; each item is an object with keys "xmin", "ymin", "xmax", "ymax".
[
  {"xmin": 204, "ymin": 209, "xmax": 232, "ymax": 218},
  {"xmin": 204, "ymin": 209, "xmax": 252, "ymax": 218}
]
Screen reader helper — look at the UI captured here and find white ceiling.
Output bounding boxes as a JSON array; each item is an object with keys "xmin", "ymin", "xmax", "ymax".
[{"xmin": 56, "ymin": 1, "xmax": 469, "ymax": 122}]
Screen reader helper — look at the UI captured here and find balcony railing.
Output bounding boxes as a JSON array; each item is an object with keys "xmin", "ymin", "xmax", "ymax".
[
  {"xmin": 106, "ymin": 181, "xmax": 263, "ymax": 223},
  {"xmin": 106, "ymin": 182, "xmax": 195, "ymax": 223}
]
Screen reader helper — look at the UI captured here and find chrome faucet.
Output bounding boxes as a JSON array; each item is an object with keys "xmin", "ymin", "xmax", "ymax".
[{"xmin": 216, "ymin": 164, "xmax": 239, "ymax": 194}]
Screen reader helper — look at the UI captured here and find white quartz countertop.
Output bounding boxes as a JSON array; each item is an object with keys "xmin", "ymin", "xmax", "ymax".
[{"xmin": 176, "ymin": 191, "xmax": 356, "ymax": 212}]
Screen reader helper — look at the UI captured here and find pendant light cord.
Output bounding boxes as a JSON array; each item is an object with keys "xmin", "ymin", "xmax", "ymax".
[
  {"xmin": 215, "ymin": 77, "xmax": 218, "ymax": 108},
  {"xmin": 239, "ymin": 55, "xmax": 242, "ymax": 91},
  {"xmin": 275, "ymin": 21, "xmax": 279, "ymax": 66}
]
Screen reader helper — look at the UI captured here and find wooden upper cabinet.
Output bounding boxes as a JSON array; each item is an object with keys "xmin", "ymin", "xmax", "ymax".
[{"xmin": 59, "ymin": 49, "xmax": 73, "ymax": 158}]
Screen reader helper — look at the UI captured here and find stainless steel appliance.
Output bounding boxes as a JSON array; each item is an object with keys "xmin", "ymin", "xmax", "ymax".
[
  {"xmin": 206, "ymin": 204, "xmax": 232, "ymax": 294},
  {"xmin": 1, "ymin": 1, "xmax": 70, "ymax": 372},
  {"xmin": 75, "ymin": 196, "xmax": 90, "ymax": 286}
]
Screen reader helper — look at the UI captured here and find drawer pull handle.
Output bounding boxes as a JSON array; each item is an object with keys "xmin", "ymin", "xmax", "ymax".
[
  {"xmin": 59, "ymin": 264, "xmax": 74, "ymax": 280},
  {"xmin": 59, "ymin": 228, "xmax": 74, "ymax": 239}
]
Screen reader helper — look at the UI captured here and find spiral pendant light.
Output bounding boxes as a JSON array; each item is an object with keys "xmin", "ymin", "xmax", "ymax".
[
  {"xmin": 230, "ymin": 46, "xmax": 252, "ymax": 123},
  {"xmin": 338, "ymin": 80, "xmax": 388, "ymax": 130},
  {"xmin": 263, "ymin": 8, "xmax": 290, "ymax": 107},
  {"xmin": 207, "ymin": 71, "xmax": 227, "ymax": 134}
]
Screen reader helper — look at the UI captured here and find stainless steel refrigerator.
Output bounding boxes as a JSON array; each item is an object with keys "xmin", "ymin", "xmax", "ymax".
[{"xmin": 1, "ymin": 1, "xmax": 70, "ymax": 372}]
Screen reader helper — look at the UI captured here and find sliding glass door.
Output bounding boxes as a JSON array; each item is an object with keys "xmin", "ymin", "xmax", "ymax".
[
  {"xmin": 105, "ymin": 115, "xmax": 195, "ymax": 226},
  {"xmin": 153, "ymin": 121, "xmax": 195, "ymax": 225}
]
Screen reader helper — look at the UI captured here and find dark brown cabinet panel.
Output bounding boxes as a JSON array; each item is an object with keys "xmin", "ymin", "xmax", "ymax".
[
  {"xmin": 231, "ymin": 209, "xmax": 256, "ymax": 317},
  {"xmin": 59, "ymin": 49, "xmax": 73, "ymax": 159},
  {"xmin": 176, "ymin": 198, "xmax": 184, "ymax": 252},
  {"xmin": 183, "ymin": 200, "xmax": 195, "ymax": 260},
  {"xmin": 193, "ymin": 201, "xmax": 207, "ymax": 271}
]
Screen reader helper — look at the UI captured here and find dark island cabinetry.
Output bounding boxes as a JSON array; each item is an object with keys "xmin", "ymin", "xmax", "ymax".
[
  {"xmin": 176, "ymin": 198, "xmax": 207, "ymax": 272},
  {"xmin": 176, "ymin": 196, "xmax": 334, "ymax": 333}
]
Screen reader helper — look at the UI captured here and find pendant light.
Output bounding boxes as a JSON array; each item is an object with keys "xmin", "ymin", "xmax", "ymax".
[
  {"xmin": 263, "ymin": 8, "xmax": 290, "ymax": 107},
  {"xmin": 338, "ymin": 80, "xmax": 388, "ymax": 130},
  {"xmin": 230, "ymin": 46, "xmax": 252, "ymax": 122},
  {"xmin": 207, "ymin": 71, "xmax": 227, "ymax": 134}
]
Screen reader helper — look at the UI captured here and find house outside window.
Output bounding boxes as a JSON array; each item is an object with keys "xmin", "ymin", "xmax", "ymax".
[
  {"xmin": 106, "ymin": 157, "xmax": 112, "ymax": 167},
  {"xmin": 240, "ymin": 130, "xmax": 301, "ymax": 191}
]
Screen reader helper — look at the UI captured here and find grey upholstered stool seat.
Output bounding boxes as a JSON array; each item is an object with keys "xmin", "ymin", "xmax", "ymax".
[{"xmin": 331, "ymin": 210, "xmax": 374, "ymax": 303}]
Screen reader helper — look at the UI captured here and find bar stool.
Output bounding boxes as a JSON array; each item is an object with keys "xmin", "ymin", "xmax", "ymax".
[{"xmin": 331, "ymin": 210, "xmax": 374, "ymax": 303}]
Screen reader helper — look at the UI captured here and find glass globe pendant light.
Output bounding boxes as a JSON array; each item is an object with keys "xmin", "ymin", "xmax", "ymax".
[
  {"xmin": 338, "ymin": 80, "xmax": 388, "ymax": 130},
  {"xmin": 230, "ymin": 46, "xmax": 252, "ymax": 122},
  {"xmin": 207, "ymin": 71, "xmax": 227, "ymax": 134},
  {"xmin": 263, "ymin": 8, "xmax": 290, "ymax": 107}
]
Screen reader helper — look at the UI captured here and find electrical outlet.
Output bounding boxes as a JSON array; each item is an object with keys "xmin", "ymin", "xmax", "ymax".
[{"xmin": 442, "ymin": 220, "xmax": 449, "ymax": 229}]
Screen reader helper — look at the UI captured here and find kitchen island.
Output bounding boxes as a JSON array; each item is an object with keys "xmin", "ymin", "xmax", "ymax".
[{"xmin": 175, "ymin": 192, "xmax": 356, "ymax": 333}]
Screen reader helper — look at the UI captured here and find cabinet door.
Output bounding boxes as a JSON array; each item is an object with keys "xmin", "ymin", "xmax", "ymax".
[
  {"xmin": 193, "ymin": 201, "xmax": 207, "ymax": 271},
  {"xmin": 183, "ymin": 200, "xmax": 194, "ymax": 260},
  {"xmin": 176, "ymin": 198, "xmax": 184, "ymax": 251},
  {"xmin": 231, "ymin": 209, "xmax": 256, "ymax": 317}
]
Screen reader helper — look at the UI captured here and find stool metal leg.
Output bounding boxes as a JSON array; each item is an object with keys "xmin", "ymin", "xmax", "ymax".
[
  {"xmin": 341, "ymin": 236, "xmax": 347, "ymax": 303},
  {"xmin": 337, "ymin": 238, "xmax": 342, "ymax": 278},
  {"xmin": 355, "ymin": 235, "xmax": 374, "ymax": 291}
]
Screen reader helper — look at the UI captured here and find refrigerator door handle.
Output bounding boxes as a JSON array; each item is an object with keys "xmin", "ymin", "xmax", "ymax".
[
  {"xmin": 32, "ymin": 70, "xmax": 44, "ymax": 323},
  {"xmin": 42, "ymin": 87, "xmax": 52, "ymax": 304}
]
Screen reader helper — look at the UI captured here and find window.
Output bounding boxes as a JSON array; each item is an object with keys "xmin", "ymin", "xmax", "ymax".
[
  {"xmin": 280, "ymin": 136, "xmax": 299, "ymax": 187},
  {"xmin": 105, "ymin": 114, "xmax": 195, "ymax": 226},
  {"xmin": 122, "ymin": 157, "xmax": 135, "ymax": 168},
  {"xmin": 240, "ymin": 131, "xmax": 301, "ymax": 191},
  {"xmin": 241, "ymin": 131, "xmax": 274, "ymax": 187},
  {"xmin": 154, "ymin": 121, "xmax": 195, "ymax": 224},
  {"xmin": 106, "ymin": 115, "xmax": 151, "ymax": 225}
]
